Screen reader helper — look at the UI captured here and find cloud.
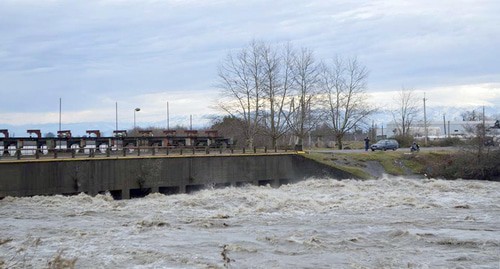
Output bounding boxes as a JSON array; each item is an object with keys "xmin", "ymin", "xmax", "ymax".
[
  {"xmin": 0, "ymin": 0, "xmax": 499, "ymax": 129},
  {"xmin": 368, "ymin": 83, "xmax": 500, "ymax": 111},
  {"xmin": 424, "ymin": 83, "xmax": 500, "ymax": 108},
  {"xmin": 0, "ymin": 89, "xmax": 220, "ymax": 128}
]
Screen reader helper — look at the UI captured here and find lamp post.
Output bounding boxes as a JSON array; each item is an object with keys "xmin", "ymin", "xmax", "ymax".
[
  {"xmin": 115, "ymin": 102, "xmax": 118, "ymax": 132},
  {"xmin": 423, "ymin": 93, "xmax": 428, "ymax": 146},
  {"xmin": 134, "ymin": 108, "xmax": 141, "ymax": 129}
]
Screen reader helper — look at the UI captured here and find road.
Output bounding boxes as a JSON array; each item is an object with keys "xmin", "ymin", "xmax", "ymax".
[{"xmin": 309, "ymin": 146, "xmax": 458, "ymax": 154}]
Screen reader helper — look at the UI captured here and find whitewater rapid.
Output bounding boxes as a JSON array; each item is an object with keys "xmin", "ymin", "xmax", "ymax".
[{"xmin": 1, "ymin": 176, "xmax": 499, "ymax": 268}]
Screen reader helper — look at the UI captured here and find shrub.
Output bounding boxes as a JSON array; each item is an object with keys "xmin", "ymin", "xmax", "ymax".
[
  {"xmin": 425, "ymin": 149, "xmax": 500, "ymax": 180},
  {"xmin": 393, "ymin": 135, "xmax": 413, "ymax": 148},
  {"xmin": 427, "ymin": 137, "xmax": 464, "ymax": 147}
]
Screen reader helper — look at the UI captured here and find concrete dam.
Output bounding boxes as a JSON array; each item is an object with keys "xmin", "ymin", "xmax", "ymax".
[{"xmin": 0, "ymin": 153, "xmax": 353, "ymax": 199}]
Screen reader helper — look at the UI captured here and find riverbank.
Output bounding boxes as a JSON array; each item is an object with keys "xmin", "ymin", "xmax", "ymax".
[{"xmin": 305, "ymin": 147, "xmax": 500, "ymax": 181}]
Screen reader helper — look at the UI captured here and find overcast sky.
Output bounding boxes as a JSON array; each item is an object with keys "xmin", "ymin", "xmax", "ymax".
[{"xmin": 1, "ymin": 0, "xmax": 499, "ymax": 136}]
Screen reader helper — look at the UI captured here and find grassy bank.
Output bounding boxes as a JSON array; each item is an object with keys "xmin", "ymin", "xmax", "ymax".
[
  {"xmin": 303, "ymin": 152, "xmax": 372, "ymax": 179},
  {"xmin": 303, "ymin": 150, "xmax": 485, "ymax": 180}
]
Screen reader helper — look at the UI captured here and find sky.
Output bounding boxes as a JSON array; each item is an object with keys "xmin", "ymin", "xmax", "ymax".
[{"xmin": 1, "ymin": 0, "xmax": 499, "ymax": 136}]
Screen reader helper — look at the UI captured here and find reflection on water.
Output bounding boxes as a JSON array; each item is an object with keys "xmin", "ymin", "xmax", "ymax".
[{"xmin": 0, "ymin": 176, "xmax": 499, "ymax": 268}]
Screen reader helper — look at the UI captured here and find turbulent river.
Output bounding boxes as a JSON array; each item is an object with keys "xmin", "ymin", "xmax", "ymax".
[{"xmin": 1, "ymin": 176, "xmax": 499, "ymax": 268}]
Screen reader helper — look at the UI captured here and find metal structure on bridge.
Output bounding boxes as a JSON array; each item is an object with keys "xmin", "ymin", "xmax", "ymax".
[{"xmin": 0, "ymin": 128, "xmax": 231, "ymax": 157}]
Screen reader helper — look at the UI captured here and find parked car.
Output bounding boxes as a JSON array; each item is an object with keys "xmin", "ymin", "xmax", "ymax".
[{"xmin": 370, "ymin": 139, "xmax": 399, "ymax": 151}]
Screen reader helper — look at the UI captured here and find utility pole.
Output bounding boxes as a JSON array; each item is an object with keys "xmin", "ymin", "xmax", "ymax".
[
  {"xmin": 115, "ymin": 102, "xmax": 118, "ymax": 132},
  {"xmin": 58, "ymin": 97, "xmax": 62, "ymax": 148},
  {"xmin": 443, "ymin": 114, "xmax": 446, "ymax": 137},
  {"xmin": 479, "ymin": 105, "xmax": 486, "ymax": 158},
  {"xmin": 371, "ymin": 120, "xmax": 375, "ymax": 141},
  {"xmin": 423, "ymin": 93, "xmax": 428, "ymax": 146},
  {"xmin": 59, "ymin": 98, "xmax": 62, "ymax": 133},
  {"xmin": 166, "ymin": 101, "xmax": 170, "ymax": 130},
  {"xmin": 482, "ymin": 105, "xmax": 486, "ymax": 139}
]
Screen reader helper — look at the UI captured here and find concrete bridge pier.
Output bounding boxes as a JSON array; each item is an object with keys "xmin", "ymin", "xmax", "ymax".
[
  {"xmin": 121, "ymin": 189, "xmax": 130, "ymax": 199},
  {"xmin": 0, "ymin": 154, "xmax": 355, "ymax": 199},
  {"xmin": 150, "ymin": 186, "xmax": 159, "ymax": 193},
  {"xmin": 178, "ymin": 185, "xmax": 186, "ymax": 193}
]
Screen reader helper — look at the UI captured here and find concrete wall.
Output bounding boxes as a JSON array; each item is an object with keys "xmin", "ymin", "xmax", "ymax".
[{"xmin": 0, "ymin": 154, "xmax": 354, "ymax": 199}]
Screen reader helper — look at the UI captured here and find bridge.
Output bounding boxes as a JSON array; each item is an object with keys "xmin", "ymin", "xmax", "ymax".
[
  {"xmin": 0, "ymin": 152, "xmax": 354, "ymax": 200},
  {"xmin": 0, "ymin": 128, "xmax": 231, "ymax": 160},
  {"xmin": 0, "ymin": 128, "xmax": 355, "ymax": 199}
]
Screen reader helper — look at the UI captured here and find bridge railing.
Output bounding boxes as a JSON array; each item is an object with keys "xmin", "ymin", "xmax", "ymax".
[{"xmin": 0, "ymin": 145, "xmax": 294, "ymax": 161}]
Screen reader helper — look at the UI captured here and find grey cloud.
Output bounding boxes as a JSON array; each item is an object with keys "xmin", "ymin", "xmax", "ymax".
[{"xmin": 0, "ymin": 0, "xmax": 498, "ymax": 123}]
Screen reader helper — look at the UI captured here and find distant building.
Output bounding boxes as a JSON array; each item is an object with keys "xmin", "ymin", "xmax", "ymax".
[{"xmin": 384, "ymin": 120, "xmax": 498, "ymax": 139}]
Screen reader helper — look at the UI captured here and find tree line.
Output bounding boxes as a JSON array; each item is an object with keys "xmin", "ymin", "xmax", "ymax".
[{"xmin": 214, "ymin": 40, "xmax": 375, "ymax": 150}]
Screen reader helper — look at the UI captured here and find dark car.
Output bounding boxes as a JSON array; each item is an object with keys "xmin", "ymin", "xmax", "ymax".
[{"xmin": 370, "ymin": 139, "xmax": 399, "ymax": 151}]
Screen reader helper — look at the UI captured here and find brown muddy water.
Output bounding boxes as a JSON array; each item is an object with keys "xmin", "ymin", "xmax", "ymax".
[{"xmin": 1, "ymin": 176, "xmax": 499, "ymax": 268}]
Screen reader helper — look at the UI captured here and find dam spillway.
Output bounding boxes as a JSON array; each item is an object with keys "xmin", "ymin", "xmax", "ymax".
[{"xmin": 0, "ymin": 153, "xmax": 354, "ymax": 199}]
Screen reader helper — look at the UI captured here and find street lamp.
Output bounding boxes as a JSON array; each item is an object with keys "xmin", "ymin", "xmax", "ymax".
[{"xmin": 134, "ymin": 108, "xmax": 141, "ymax": 129}]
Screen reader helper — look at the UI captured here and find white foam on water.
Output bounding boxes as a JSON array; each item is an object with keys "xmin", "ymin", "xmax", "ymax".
[{"xmin": 0, "ymin": 176, "xmax": 499, "ymax": 268}]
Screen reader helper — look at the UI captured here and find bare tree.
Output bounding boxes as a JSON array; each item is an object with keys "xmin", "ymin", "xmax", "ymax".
[
  {"xmin": 461, "ymin": 109, "xmax": 486, "ymax": 121},
  {"xmin": 285, "ymin": 47, "xmax": 323, "ymax": 149},
  {"xmin": 216, "ymin": 40, "xmax": 374, "ymax": 150},
  {"xmin": 391, "ymin": 87, "xmax": 420, "ymax": 137},
  {"xmin": 216, "ymin": 41, "xmax": 265, "ymax": 148},
  {"xmin": 322, "ymin": 56, "xmax": 375, "ymax": 149},
  {"xmin": 260, "ymin": 42, "xmax": 295, "ymax": 148}
]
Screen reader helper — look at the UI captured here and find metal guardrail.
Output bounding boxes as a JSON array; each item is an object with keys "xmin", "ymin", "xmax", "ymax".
[{"xmin": 0, "ymin": 146, "xmax": 294, "ymax": 161}]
